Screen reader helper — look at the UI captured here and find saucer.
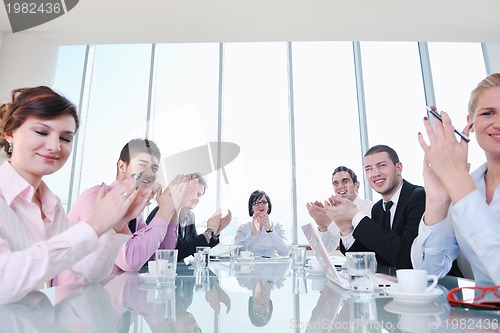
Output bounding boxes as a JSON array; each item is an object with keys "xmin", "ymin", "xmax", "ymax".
[
  {"xmin": 236, "ymin": 257, "xmax": 255, "ymax": 262},
  {"xmin": 384, "ymin": 286, "xmax": 443, "ymax": 305},
  {"xmin": 139, "ymin": 273, "xmax": 177, "ymax": 284},
  {"xmin": 306, "ymin": 268, "xmax": 325, "ymax": 277},
  {"xmin": 384, "ymin": 300, "xmax": 445, "ymax": 315},
  {"xmin": 139, "ymin": 273, "xmax": 158, "ymax": 284}
]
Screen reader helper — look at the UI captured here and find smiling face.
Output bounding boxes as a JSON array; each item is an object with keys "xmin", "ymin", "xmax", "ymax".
[
  {"xmin": 364, "ymin": 151, "xmax": 402, "ymax": 200},
  {"xmin": 252, "ymin": 195, "xmax": 269, "ymax": 214},
  {"xmin": 7, "ymin": 115, "xmax": 76, "ymax": 187},
  {"xmin": 332, "ymin": 170, "xmax": 359, "ymax": 202},
  {"xmin": 469, "ymin": 85, "xmax": 500, "ymax": 160},
  {"xmin": 118, "ymin": 152, "xmax": 159, "ymax": 188}
]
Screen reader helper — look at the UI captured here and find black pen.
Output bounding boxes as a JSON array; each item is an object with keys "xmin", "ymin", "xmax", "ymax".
[{"xmin": 426, "ymin": 106, "xmax": 470, "ymax": 143}]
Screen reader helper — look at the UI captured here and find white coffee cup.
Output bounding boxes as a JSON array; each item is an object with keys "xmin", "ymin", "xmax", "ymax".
[
  {"xmin": 396, "ymin": 269, "xmax": 438, "ymax": 294},
  {"xmin": 240, "ymin": 250, "xmax": 254, "ymax": 259},
  {"xmin": 148, "ymin": 261, "xmax": 157, "ymax": 276}
]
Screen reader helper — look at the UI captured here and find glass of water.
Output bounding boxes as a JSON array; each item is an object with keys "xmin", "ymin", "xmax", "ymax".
[
  {"xmin": 155, "ymin": 249, "xmax": 178, "ymax": 287},
  {"xmin": 345, "ymin": 252, "xmax": 377, "ymax": 297}
]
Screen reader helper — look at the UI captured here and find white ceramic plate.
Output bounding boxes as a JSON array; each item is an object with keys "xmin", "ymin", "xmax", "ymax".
[
  {"xmin": 384, "ymin": 286, "xmax": 443, "ymax": 305},
  {"xmin": 139, "ymin": 273, "xmax": 177, "ymax": 284}
]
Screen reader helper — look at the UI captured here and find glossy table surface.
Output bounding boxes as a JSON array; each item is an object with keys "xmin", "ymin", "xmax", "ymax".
[{"xmin": 2, "ymin": 259, "xmax": 499, "ymax": 333}]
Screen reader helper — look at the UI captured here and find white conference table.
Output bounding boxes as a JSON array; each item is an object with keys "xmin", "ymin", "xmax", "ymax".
[{"xmin": 1, "ymin": 259, "xmax": 498, "ymax": 333}]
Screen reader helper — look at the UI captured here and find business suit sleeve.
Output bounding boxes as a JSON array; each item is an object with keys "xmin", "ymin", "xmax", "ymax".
[
  {"xmin": 175, "ymin": 224, "xmax": 220, "ymax": 261},
  {"xmin": 350, "ymin": 185, "xmax": 426, "ymax": 269}
]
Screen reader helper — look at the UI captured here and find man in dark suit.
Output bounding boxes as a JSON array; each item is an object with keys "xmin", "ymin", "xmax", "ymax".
[
  {"xmin": 325, "ymin": 145, "xmax": 425, "ymax": 269},
  {"xmin": 146, "ymin": 172, "xmax": 232, "ymax": 261}
]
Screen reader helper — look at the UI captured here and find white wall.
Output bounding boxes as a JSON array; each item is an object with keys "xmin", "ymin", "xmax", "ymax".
[{"xmin": 0, "ymin": 33, "xmax": 58, "ymax": 100}]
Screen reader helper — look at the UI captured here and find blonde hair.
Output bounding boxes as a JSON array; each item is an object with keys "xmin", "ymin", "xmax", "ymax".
[{"xmin": 468, "ymin": 73, "xmax": 500, "ymax": 119}]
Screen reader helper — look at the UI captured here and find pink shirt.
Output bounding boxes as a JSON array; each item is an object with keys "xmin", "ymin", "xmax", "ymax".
[
  {"xmin": 68, "ymin": 181, "xmax": 178, "ymax": 273},
  {"xmin": 0, "ymin": 162, "xmax": 127, "ymax": 304}
]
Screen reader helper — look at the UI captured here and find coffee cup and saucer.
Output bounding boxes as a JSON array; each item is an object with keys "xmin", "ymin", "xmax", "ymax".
[
  {"xmin": 384, "ymin": 269, "xmax": 443, "ymax": 305},
  {"xmin": 236, "ymin": 250, "xmax": 255, "ymax": 262}
]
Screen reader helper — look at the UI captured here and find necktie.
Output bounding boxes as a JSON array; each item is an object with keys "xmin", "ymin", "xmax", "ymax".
[
  {"xmin": 383, "ymin": 201, "xmax": 393, "ymax": 230},
  {"xmin": 128, "ymin": 218, "xmax": 137, "ymax": 233}
]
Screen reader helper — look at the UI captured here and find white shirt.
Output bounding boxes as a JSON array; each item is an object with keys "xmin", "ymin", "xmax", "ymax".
[
  {"xmin": 411, "ymin": 163, "xmax": 500, "ymax": 285},
  {"xmin": 0, "ymin": 161, "xmax": 128, "ymax": 304},
  {"xmin": 234, "ymin": 221, "xmax": 289, "ymax": 257},
  {"xmin": 320, "ymin": 196, "xmax": 374, "ymax": 253}
]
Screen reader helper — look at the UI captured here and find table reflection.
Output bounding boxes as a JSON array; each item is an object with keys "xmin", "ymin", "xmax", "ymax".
[
  {"xmin": 235, "ymin": 261, "xmax": 291, "ymax": 327},
  {"xmin": 0, "ymin": 263, "xmax": 498, "ymax": 333}
]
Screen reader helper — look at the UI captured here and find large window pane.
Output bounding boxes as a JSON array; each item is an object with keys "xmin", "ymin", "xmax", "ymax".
[
  {"xmin": 47, "ymin": 45, "xmax": 86, "ymax": 209},
  {"xmin": 292, "ymin": 41, "xmax": 360, "ymax": 244},
  {"xmin": 361, "ymin": 42, "xmax": 426, "ymax": 199},
  {"xmin": 73, "ymin": 45, "xmax": 152, "ymax": 201},
  {"xmin": 222, "ymin": 42, "xmax": 292, "ymax": 245},
  {"xmin": 152, "ymin": 43, "xmax": 220, "ymax": 236},
  {"xmin": 428, "ymin": 42, "xmax": 486, "ymax": 171}
]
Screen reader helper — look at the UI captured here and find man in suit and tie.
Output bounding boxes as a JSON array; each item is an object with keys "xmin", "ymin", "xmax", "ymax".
[{"xmin": 324, "ymin": 145, "xmax": 425, "ymax": 269}]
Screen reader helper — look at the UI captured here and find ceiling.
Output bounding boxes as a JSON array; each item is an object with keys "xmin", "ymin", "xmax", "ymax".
[{"xmin": 1, "ymin": 0, "xmax": 500, "ymax": 45}]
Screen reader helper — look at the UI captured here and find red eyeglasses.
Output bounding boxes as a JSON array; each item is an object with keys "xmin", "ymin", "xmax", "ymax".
[{"xmin": 447, "ymin": 286, "xmax": 500, "ymax": 310}]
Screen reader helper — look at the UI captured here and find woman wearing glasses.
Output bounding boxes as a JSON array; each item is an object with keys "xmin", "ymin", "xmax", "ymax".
[
  {"xmin": 411, "ymin": 73, "xmax": 500, "ymax": 286},
  {"xmin": 234, "ymin": 190, "xmax": 288, "ymax": 257}
]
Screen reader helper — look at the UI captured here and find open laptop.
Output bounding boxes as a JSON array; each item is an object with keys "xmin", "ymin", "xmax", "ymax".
[{"xmin": 301, "ymin": 223, "xmax": 396, "ymax": 290}]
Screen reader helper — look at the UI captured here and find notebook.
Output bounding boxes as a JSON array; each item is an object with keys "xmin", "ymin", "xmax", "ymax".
[{"xmin": 301, "ymin": 223, "xmax": 397, "ymax": 290}]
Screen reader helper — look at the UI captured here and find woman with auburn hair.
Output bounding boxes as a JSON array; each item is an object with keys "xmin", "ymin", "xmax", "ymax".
[{"xmin": 0, "ymin": 86, "xmax": 151, "ymax": 304}]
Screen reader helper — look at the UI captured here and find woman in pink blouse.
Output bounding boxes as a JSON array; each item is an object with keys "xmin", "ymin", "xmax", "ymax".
[{"xmin": 0, "ymin": 86, "xmax": 151, "ymax": 304}]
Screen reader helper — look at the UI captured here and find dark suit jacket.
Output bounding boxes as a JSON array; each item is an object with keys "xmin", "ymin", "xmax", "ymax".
[
  {"xmin": 340, "ymin": 180, "xmax": 425, "ymax": 269},
  {"xmin": 146, "ymin": 207, "xmax": 219, "ymax": 262}
]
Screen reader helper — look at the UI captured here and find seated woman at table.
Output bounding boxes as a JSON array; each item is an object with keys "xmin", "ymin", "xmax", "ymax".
[
  {"xmin": 0, "ymin": 86, "xmax": 149, "ymax": 304},
  {"xmin": 234, "ymin": 190, "xmax": 288, "ymax": 257},
  {"xmin": 411, "ymin": 73, "xmax": 500, "ymax": 285}
]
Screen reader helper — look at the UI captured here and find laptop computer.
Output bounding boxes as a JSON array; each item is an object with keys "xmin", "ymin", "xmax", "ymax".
[{"xmin": 301, "ymin": 223, "xmax": 396, "ymax": 290}]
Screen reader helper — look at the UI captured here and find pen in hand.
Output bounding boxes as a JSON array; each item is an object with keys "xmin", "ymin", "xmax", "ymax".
[{"xmin": 426, "ymin": 106, "xmax": 470, "ymax": 143}]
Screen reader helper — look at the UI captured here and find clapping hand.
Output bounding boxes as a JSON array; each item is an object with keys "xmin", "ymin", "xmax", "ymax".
[
  {"xmin": 324, "ymin": 196, "xmax": 358, "ymax": 234},
  {"xmin": 418, "ymin": 111, "xmax": 473, "ymax": 224},
  {"xmin": 306, "ymin": 201, "xmax": 331, "ymax": 231},
  {"xmin": 88, "ymin": 174, "xmax": 149, "ymax": 236},
  {"xmin": 207, "ymin": 209, "xmax": 222, "ymax": 233},
  {"xmin": 216, "ymin": 209, "xmax": 232, "ymax": 236},
  {"xmin": 252, "ymin": 210, "xmax": 270, "ymax": 235}
]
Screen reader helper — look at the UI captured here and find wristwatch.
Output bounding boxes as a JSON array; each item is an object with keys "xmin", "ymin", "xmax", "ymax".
[{"xmin": 205, "ymin": 228, "xmax": 214, "ymax": 238}]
